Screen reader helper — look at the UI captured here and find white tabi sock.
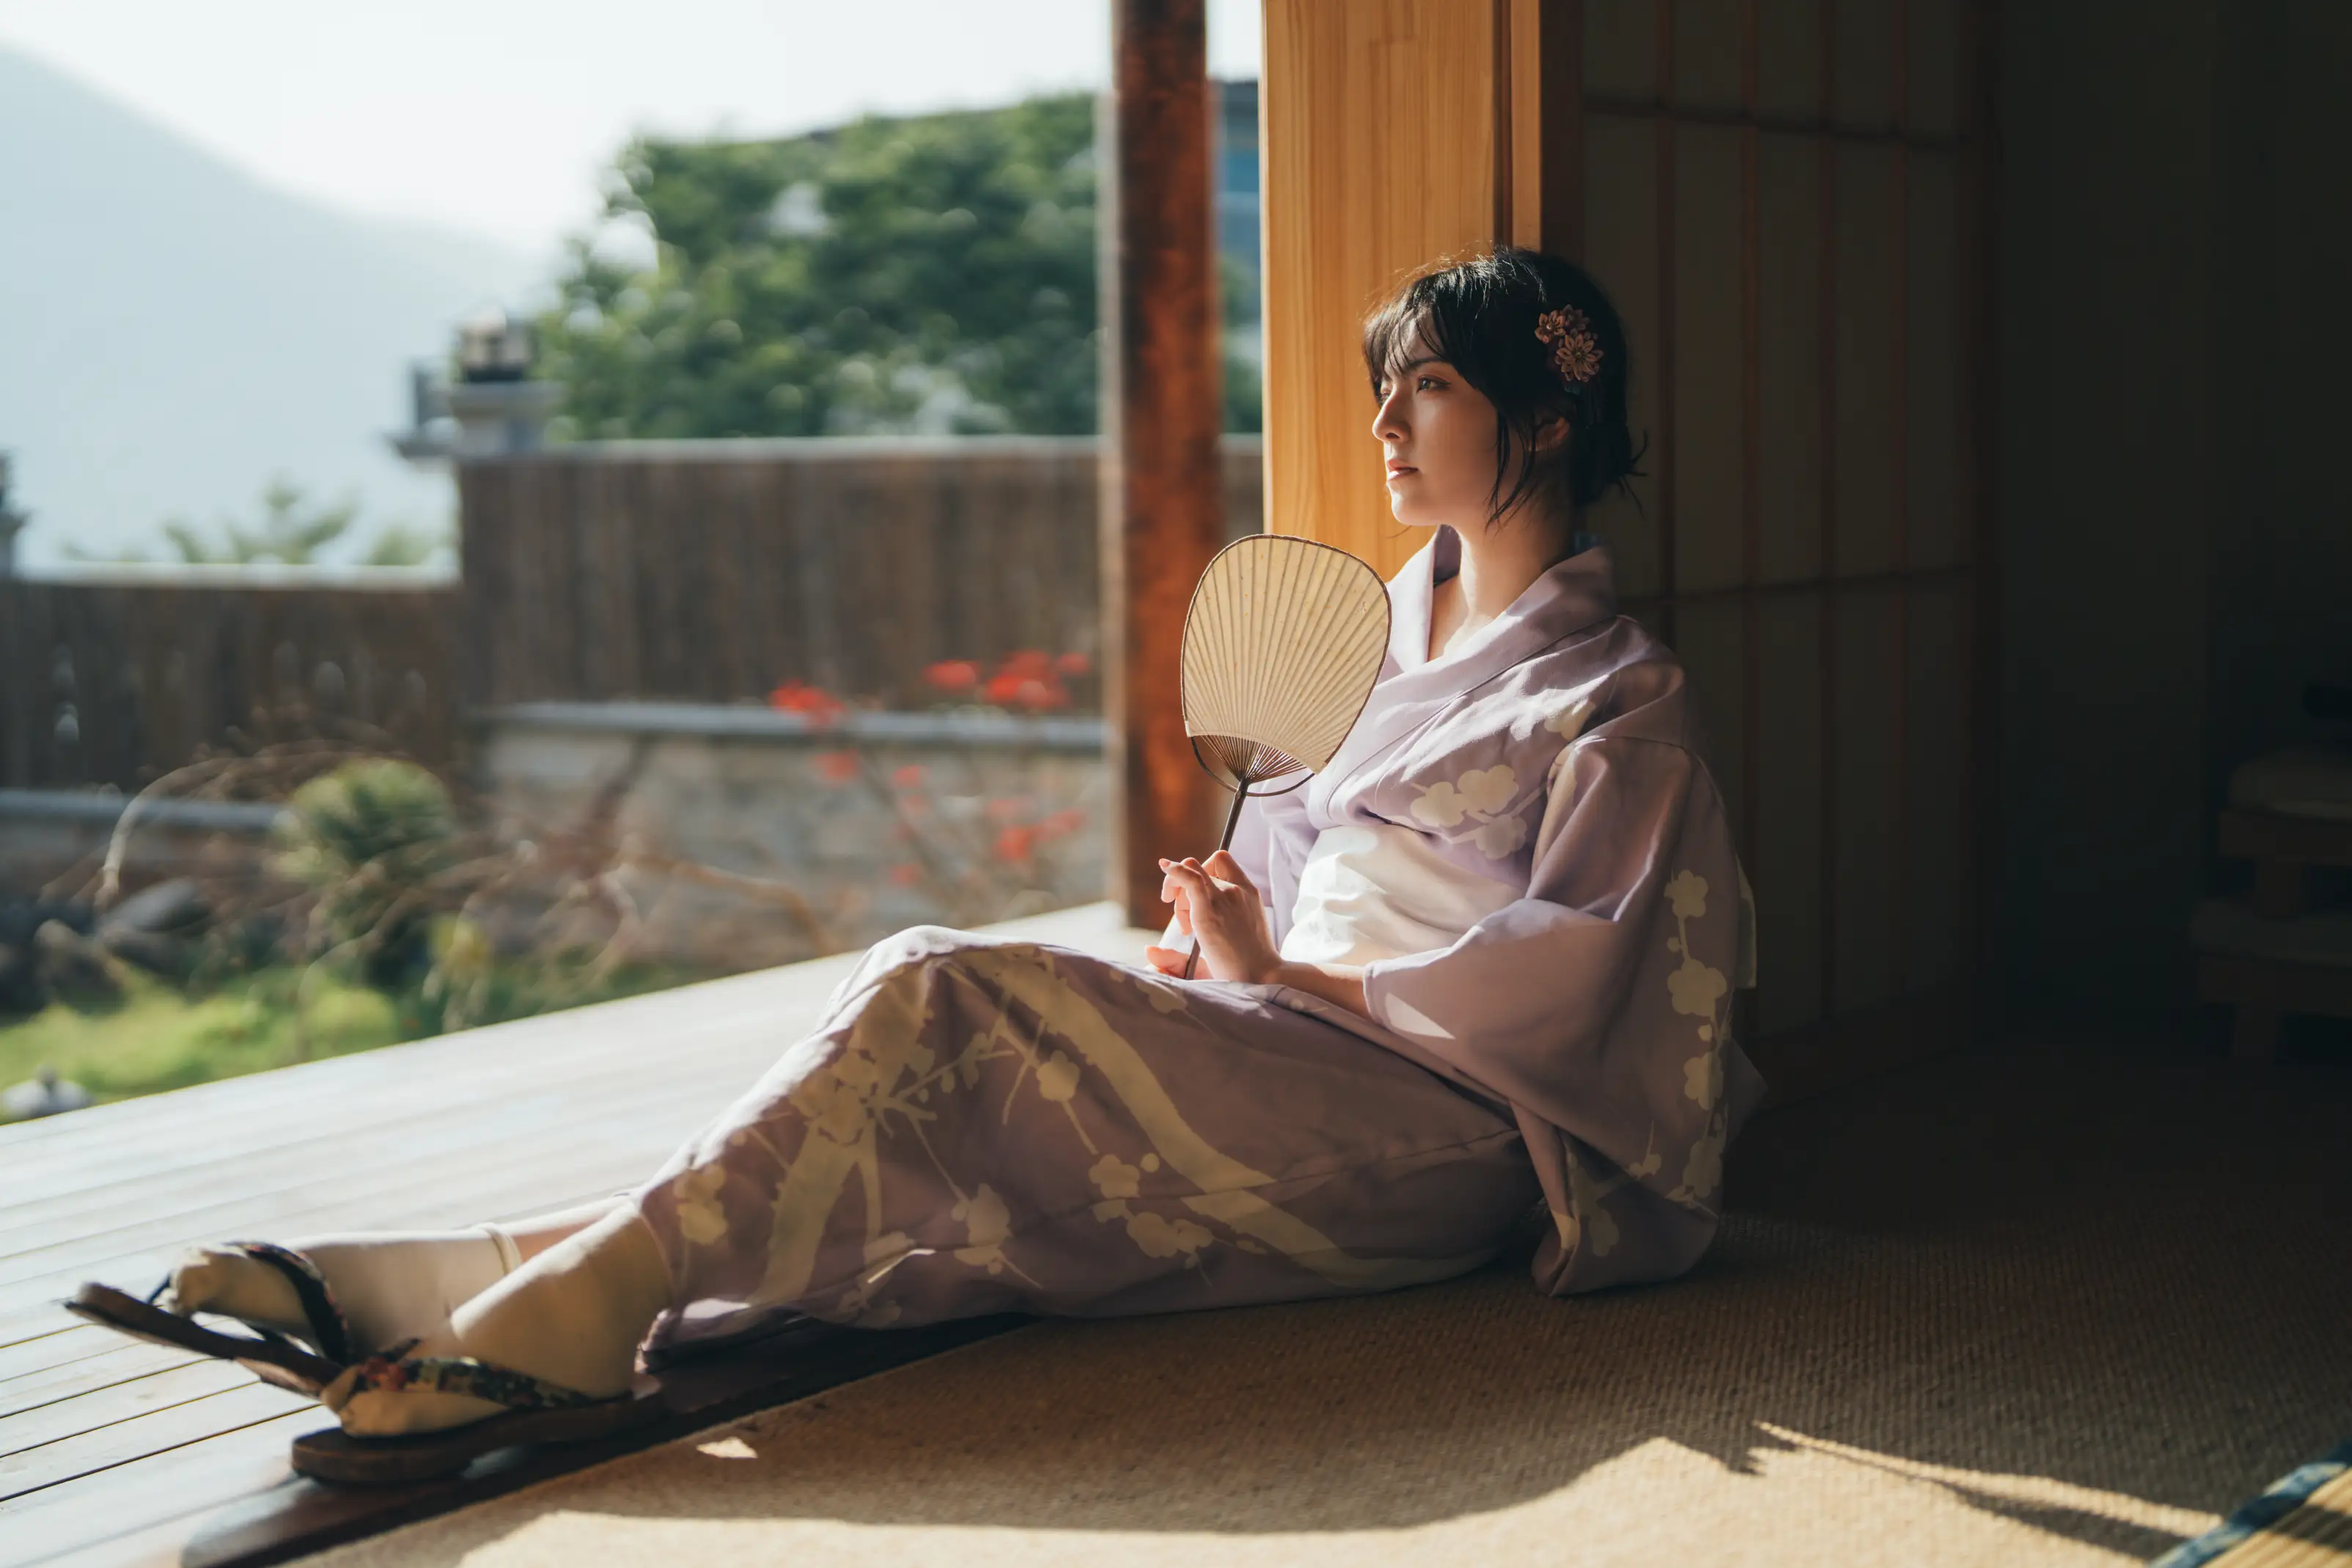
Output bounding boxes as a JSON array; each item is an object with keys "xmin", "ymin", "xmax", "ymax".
[
  {"xmin": 166, "ymin": 1226, "xmax": 522, "ymax": 1357},
  {"xmin": 326, "ymin": 1206, "xmax": 672, "ymax": 1437}
]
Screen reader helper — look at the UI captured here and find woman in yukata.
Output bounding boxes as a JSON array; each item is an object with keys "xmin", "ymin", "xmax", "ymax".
[{"xmin": 100, "ymin": 246, "xmax": 1763, "ymax": 1449}]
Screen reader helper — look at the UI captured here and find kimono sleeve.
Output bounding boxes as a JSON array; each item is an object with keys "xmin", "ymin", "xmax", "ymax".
[{"xmin": 1356, "ymin": 735, "xmax": 1765, "ymax": 1294}]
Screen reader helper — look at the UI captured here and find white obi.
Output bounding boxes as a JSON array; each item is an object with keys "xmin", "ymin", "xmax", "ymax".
[{"xmin": 1278, "ymin": 822, "xmax": 1520, "ymax": 968}]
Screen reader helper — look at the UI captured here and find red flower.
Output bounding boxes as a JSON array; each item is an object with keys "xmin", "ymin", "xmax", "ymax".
[
  {"xmin": 1054, "ymin": 651, "xmax": 1091, "ymax": 676},
  {"xmin": 1037, "ymin": 807, "xmax": 1087, "ymax": 839},
  {"xmin": 768, "ymin": 680, "xmax": 845, "ymax": 727},
  {"xmin": 993, "ymin": 825, "xmax": 1036, "ymax": 864},
  {"xmin": 891, "ymin": 764, "xmax": 927, "ymax": 789},
  {"xmin": 924, "ymin": 660, "xmax": 980, "ymax": 694},
  {"xmin": 814, "ymin": 751, "xmax": 860, "ymax": 784},
  {"xmin": 888, "ymin": 863, "xmax": 923, "ymax": 887},
  {"xmin": 983, "ymin": 669, "xmax": 1069, "ymax": 710}
]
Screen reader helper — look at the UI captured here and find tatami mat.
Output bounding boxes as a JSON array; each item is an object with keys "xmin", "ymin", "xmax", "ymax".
[{"xmin": 308, "ymin": 1037, "xmax": 2352, "ymax": 1568}]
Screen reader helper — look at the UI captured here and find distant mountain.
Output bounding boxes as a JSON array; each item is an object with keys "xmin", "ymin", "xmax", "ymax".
[{"xmin": 0, "ymin": 46, "xmax": 543, "ymax": 567}]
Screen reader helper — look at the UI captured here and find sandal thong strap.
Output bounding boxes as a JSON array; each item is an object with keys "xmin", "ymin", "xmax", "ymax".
[
  {"xmin": 213, "ymin": 1241, "xmax": 359, "ymax": 1365},
  {"xmin": 346, "ymin": 1339, "xmax": 609, "ymax": 1412}
]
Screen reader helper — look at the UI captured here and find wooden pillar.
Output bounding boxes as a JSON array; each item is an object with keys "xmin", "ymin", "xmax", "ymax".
[{"xmin": 1103, "ymin": 0, "xmax": 1224, "ymax": 927}]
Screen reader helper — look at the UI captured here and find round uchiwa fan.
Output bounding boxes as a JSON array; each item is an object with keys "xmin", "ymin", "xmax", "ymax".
[{"xmin": 1177, "ymin": 534, "xmax": 1390, "ymax": 976}]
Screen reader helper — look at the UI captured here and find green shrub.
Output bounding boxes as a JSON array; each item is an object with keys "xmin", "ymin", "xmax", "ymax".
[{"xmin": 271, "ymin": 759, "xmax": 460, "ymax": 988}]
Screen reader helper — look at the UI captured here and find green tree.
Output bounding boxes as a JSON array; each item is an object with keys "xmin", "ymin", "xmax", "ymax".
[
  {"xmin": 65, "ymin": 478, "xmax": 449, "ymax": 567},
  {"xmin": 359, "ymin": 519, "xmax": 455, "ymax": 567},
  {"xmin": 539, "ymin": 93, "xmax": 1263, "ymax": 439}
]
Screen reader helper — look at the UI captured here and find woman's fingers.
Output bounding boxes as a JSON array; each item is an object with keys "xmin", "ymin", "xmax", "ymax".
[
  {"xmin": 1158, "ymin": 860, "xmax": 1221, "ymax": 923},
  {"xmin": 1203, "ymin": 849, "xmax": 1257, "ymax": 897},
  {"xmin": 1161, "ymin": 855, "xmax": 1243, "ymax": 896}
]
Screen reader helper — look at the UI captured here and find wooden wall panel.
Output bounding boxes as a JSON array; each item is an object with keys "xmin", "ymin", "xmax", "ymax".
[
  {"xmin": 1674, "ymin": 597, "xmax": 1748, "ymax": 841},
  {"xmin": 1579, "ymin": 113, "xmax": 1664, "ymax": 597},
  {"xmin": 1908, "ymin": 0, "xmax": 1963, "ymax": 138},
  {"xmin": 1905, "ymin": 577, "xmax": 1969, "ymax": 993},
  {"xmin": 1757, "ymin": 592, "xmax": 1827, "ymax": 1034},
  {"xmin": 1835, "ymin": 0, "xmax": 1901, "ymax": 129},
  {"xmin": 1261, "ymin": 0, "xmax": 1504, "ymax": 577},
  {"xmin": 1672, "ymin": 123, "xmax": 1746, "ymax": 593},
  {"xmin": 1585, "ymin": 0, "xmax": 1658, "ymax": 97},
  {"xmin": 1831, "ymin": 584, "xmax": 1904, "ymax": 1014},
  {"xmin": 1757, "ymin": 0, "xmax": 1824, "ymax": 119},
  {"xmin": 1832, "ymin": 141, "xmax": 1899, "ymax": 578},
  {"xmin": 1906, "ymin": 152, "xmax": 1963, "ymax": 570},
  {"xmin": 1758, "ymin": 133, "xmax": 1825, "ymax": 584},
  {"xmin": 1675, "ymin": 0, "xmax": 1746, "ymax": 111}
]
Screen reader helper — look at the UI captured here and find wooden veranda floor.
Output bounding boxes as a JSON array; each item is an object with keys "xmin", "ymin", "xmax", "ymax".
[{"xmin": 0, "ymin": 905, "xmax": 1154, "ymax": 1568}]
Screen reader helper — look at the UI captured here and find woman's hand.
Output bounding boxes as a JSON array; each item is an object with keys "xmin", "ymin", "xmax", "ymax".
[{"xmin": 1144, "ymin": 850, "xmax": 1282, "ymax": 983}]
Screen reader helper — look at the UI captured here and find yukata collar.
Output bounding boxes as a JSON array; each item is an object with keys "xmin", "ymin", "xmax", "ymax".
[
  {"xmin": 1391, "ymin": 523, "xmax": 1618, "ymax": 674},
  {"xmin": 1312, "ymin": 525, "xmax": 1619, "ymax": 810}
]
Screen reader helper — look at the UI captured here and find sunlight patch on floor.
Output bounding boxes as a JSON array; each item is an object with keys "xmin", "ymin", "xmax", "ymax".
[
  {"xmin": 314, "ymin": 1430, "xmax": 2200, "ymax": 1568},
  {"xmin": 1757, "ymin": 1422, "xmax": 2223, "ymax": 1540}
]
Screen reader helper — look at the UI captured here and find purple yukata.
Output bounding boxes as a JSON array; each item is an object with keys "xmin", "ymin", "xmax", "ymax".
[{"xmin": 633, "ymin": 526, "xmax": 1761, "ymax": 1357}]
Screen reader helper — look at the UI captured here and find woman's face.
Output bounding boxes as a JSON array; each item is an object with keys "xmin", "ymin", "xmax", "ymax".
[{"xmin": 1371, "ymin": 325, "xmax": 1500, "ymax": 530}]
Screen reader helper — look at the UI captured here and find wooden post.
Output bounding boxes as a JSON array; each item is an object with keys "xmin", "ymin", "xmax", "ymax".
[{"xmin": 1103, "ymin": 0, "xmax": 1224, "ymax": 928}]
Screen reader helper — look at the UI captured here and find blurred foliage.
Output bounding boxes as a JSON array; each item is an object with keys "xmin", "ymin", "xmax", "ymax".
[
  {"xmin": 539, "ymin": 93, "xmax": 1262, "ymax": 439},
  {"xmin": 0, "ymin": 950, "xmax": 708, "ymax": 1119},
  {"xmin": 270, "ymin": 758, "xmax": 460, "ymax": 988},
  {"xmin": 405, "ymin": 913, "xmax": 700, "ymax": 1037},
  {"xmin": 0, "ymin": 965, "xmax": 400, "ymax": 1108},
  {"xmin": 62, "ymin": 477, "xmax": 452, "ymax": 568},
  {"xmin": 359, "ymin": 519, "xmax": 455, "ymax": 567}
]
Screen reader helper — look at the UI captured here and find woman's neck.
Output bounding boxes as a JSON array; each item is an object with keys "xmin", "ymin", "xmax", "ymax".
[{"xmin": 1428, "ymin": 507, "xmax": 1578, "ymax": 659}]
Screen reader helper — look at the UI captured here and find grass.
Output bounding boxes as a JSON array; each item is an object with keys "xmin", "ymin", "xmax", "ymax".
[
  {"xmin": 0, "ymin": 954, "xmax": 721, "ymax": 1122},
  {"xmin": 0, "ymin": 968, "xmax": 407, "ymax": 1114}
]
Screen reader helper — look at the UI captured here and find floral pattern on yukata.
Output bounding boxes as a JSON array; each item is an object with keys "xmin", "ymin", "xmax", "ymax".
[
  {"xmin": 1661, "ymin": 869, "xmax": 1733, "ymax": 1207},
  {"xmin": 1408, "ymin": 764, "xmax": 1535, "ymax": 859},
  {"xmin": 632, "ymin": 927, "xmax": 1541, "ymax": 1347},
  {"xmin": 1240, "ymin": 530, "xmax": 1765, "ymax": 1295}
]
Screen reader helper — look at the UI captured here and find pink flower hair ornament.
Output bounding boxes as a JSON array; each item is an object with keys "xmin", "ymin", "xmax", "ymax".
[{"xmin": 1535, "ymin": 305, "xmax": 1602, "ymax": 388}]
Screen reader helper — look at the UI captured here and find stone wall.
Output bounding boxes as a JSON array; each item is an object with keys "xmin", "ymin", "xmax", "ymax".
[
  {"xmin": 472, "ymin": 703, "xmax": 1113, "ymax": 971},
  {"xmin": 0, "ymin": 703, "xmax": 1120, "ymax": 977}
]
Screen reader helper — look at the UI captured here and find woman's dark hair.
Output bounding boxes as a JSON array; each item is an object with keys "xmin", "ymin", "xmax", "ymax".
[{"xmin": 1362, "ymin": 246, "xmax": 1644, "ymax": 523}]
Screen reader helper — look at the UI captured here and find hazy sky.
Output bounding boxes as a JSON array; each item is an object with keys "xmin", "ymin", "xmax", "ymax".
[{"xmin": 0, "ymin": 0, "xmax": 1263, "ymax": 268}]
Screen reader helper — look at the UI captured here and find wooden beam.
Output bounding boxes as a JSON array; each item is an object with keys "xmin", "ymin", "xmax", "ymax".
[
  {"xmin": 1103, "ymin": 0, "xmax": 1225, "ymax": 926},
  {"xmin": 1262, "ymin": 0, "xmax": 1507, "ymax": 579}
]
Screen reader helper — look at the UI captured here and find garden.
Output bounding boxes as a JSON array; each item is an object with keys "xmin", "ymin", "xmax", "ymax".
[{"xmin": 0, "ymin": 649, "xmax": 1101, "ymax": 1122}]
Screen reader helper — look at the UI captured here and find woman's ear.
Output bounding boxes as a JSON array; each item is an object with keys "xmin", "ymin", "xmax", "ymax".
[{"xmin": 1532, "ymin": 412, "xmax": 1572, "ymax": 455}]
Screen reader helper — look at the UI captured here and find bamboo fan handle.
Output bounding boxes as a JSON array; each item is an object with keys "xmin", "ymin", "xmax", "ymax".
[{"xmin": 1178, "ymin": 783, "xmax": 1257, "ymax": 982}]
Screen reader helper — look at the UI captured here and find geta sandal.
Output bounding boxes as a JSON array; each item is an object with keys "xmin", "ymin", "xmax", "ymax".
[
  {"xmin": 66, "ymin": 1240, "xmax": 359, "ymax": 1395},
  {"xmin": 291, "ymin": 1339, "xmax": 662, "ymax": 1484}
]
